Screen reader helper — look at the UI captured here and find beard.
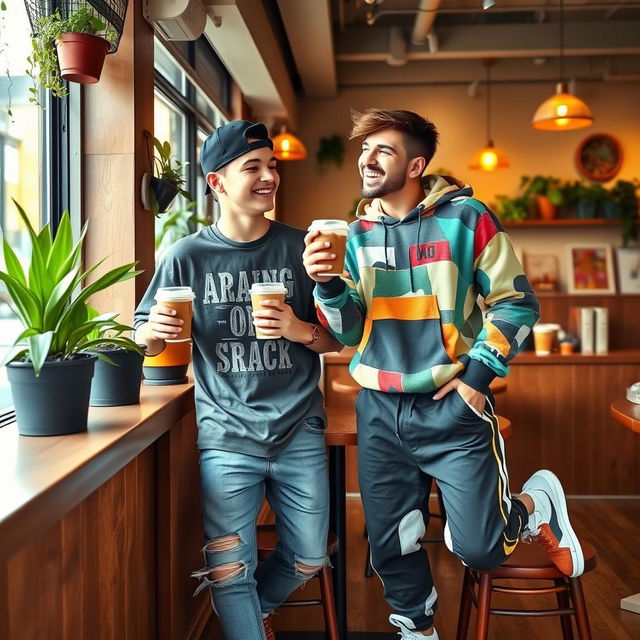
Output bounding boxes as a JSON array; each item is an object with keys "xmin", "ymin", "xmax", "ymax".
[{"xmin": 360, "ymin": 168, "xmax": 406, "ymax": 198}]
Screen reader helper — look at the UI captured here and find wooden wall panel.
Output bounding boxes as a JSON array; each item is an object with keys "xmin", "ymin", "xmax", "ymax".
[
  {"xmin": 324, "ymin": 353, "xmax": 640, "ymax": 496},
  {"xmin": 538, "ymin": 294, "xmax": 640, "ymax": 350},
  {"xmin": 1, "ymin": 447, "xmax": 156, "ymax": 639},
  {"xmin": 156, "ymin": 407, "xmax": 211, "ymax": 640}
]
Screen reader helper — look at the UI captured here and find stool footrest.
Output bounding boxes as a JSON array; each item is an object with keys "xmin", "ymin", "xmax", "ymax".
[
  {"xmin": 492, "ymin": 584, "xmax": 568, "ymax": 596},
  {"xmin": 280, "ymin": 599, "xmax": 323, "ymax": 607},
  {"xmin": 490, "ymin": 607, "xmax": 575, "ymax": 617}
]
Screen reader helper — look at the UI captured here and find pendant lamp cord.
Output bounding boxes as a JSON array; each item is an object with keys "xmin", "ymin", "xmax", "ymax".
[
  {"xmin": 559, "ymin": 0, "xmax": 565, "ymax": 84},
  {"xmin": 486, "ymin": 64, "xmax": 492, "ymax": 145}
]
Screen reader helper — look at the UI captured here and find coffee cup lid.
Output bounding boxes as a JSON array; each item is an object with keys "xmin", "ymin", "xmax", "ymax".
[
  {"xmin": 308, "ymin": 219, "xmax": 349, "ymax": 232},
  {"xmin": 155, "ymin": 286, "xmax": 196, "ymax": 302},
  {"xmin": 249, "ymin": 282, "xmax": 287, "ymax": 294}
]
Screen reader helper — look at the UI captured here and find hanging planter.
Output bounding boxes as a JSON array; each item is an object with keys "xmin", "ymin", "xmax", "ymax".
[
  {"xmin": 57, "ymin": 31, "xmax": 110, "ymax": 83},
  {"xmin": 23, "ymin": 0, "xmax": 129, "ymax": 105},
  {"xmin": 141, "ymin": 132, "xmax": 192, "ymax": 216}
]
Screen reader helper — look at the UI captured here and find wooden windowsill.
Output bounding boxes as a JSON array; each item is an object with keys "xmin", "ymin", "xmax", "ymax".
[{"xmin": 0, "ymin": 380, "xmax": 195, "ymax": 563}]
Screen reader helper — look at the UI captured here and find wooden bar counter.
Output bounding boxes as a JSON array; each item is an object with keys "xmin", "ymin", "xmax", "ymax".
[
  {"xmin": 0, "ymin": 381, "xmax": 213, "ymax": 640},
  {"xmin": 324, "ymin": 347, "xmax": 640, "ymax": 495}
]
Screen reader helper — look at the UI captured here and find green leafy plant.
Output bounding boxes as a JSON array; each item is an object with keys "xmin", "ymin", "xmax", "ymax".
[
  {"xmin": 609, "ymin": 179, "xmax": 640, "ymax": 246},
  {"xmin": 150, "ymin": 135, "xmax": 192, "ymax": 216},
  {"xmin": 495, "ymin": 194, "xmax": 531, "ymax": 222},
  {"xmin": 155, "ymin": 201, "xmax": 210, "ymax": 254},
  {"xmin": 81, "ymin": 306, "xmax": 145, "ymax": 362},
  {"xmin": 316, "ymin": 134, "xmax": 345, "ymax": 174},
  {"xmin": 519, "ymin": 175, "xmax": 564, "ymax": 206},
  {"xmin": 574, "ymin": 181, "xmax": 608, "ymax": 205},
  {"xmin": 27, "ymin": 6, "xmax": 116, "ymax": 108},
  {"xmin": 0, "ymin": 199, "xmax": 142, "ymax": 375}
]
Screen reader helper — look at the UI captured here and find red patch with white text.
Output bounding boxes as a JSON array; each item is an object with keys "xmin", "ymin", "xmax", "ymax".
[{"xmin": 409, "ymin": 240, "xmax": 451, "ymax": 266}]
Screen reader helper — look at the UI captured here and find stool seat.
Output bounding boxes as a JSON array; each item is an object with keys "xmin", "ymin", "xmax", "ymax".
[
  {"xmin": 257, "ymin": 523, "xmax": 339, "ymax": 560},
  {"xmin": 490, "ymin": 538, "xmax": 597, "ymax": 579}
]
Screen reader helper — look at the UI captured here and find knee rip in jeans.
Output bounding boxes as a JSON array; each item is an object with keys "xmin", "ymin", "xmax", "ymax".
[
  {"xmin": 294, "ymin": 555, "xmax": 330, "ymax": 579},
  {"xmin": 191, "ymin": 534, "xmax": 247, "ymax": 595}
]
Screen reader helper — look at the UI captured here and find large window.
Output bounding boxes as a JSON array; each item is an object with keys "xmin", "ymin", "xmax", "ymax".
[
  {"xmin": 0, "ymin": 2, "xmax": 75, "ymax": 416},
  {"xmin": 153, "ymin": 39, "xmax": 229, "ymax": 260}
]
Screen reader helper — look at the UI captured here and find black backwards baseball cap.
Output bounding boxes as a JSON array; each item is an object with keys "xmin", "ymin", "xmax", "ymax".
[{"xmin": 201, "ymin": 120, "xmax": 274, "ymax": 194}]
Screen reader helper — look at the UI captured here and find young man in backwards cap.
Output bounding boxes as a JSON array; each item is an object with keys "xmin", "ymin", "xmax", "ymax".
[{"xmin": 135, "ymin": 121, "xmax": 341, "ymax": 640}]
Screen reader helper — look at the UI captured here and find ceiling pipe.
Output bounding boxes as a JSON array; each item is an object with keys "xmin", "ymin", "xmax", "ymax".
[{"xmin": 411, "ymin": 0, "xmax": 441, "ymax": 46}]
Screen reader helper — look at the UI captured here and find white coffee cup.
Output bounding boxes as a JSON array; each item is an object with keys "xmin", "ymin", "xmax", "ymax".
[
  {"xmin": 154, "ymin": 286, "xmax": 196, "ymax": 342},
  {"xmin": 250, "ymin": 282, "xmax": 287, "ymax": 339},
  {"xmin": 308, "ymin": 219, "xmax": 349, "ymax": 277}
]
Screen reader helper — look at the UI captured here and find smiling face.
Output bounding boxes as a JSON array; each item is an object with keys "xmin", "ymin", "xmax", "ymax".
[
  {"xmin": 358, "ymin": 128, "xmax": 411, "ymax": 199},
  {"xmin": 207, "ymin": 143, "xmax": 279, "ymax": 215}
]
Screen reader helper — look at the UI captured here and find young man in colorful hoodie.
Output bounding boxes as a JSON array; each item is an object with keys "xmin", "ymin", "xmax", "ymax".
[{"xmin": 303, "ymin": 109, "xmax": 584, "ymax": 639}]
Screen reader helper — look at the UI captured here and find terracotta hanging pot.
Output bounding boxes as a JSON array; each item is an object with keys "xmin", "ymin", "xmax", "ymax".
[
  {"xmin": 56, "ymin": 32, "xmax": 110, "ymax": 84},
  {"xmin": 535, "ymin": 195, "xmax": 557, "ymax": 220}
]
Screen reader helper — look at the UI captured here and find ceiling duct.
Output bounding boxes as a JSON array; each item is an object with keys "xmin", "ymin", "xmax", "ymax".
[{"xmin": 411, "ymin": 0, "xmax": 441, "ymax": 46}]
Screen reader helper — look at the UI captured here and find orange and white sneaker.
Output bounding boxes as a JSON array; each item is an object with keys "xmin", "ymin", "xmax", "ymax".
[
  {"xmin": 521, "ymin": 469, "xmax": 584, "ymax": 577},
  {"xmin": 262, "ymin": 613, "xmax": 276, "ymax": 640}
]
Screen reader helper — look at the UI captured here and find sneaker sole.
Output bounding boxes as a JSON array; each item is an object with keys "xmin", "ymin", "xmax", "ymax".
[{"xmin": 524, "ymin": 469, "xmax": 585, "ymax": 577}]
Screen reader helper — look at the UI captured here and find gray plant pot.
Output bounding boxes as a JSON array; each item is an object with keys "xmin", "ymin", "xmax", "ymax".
[
  {"xmin": 6, "ymin": 354, "xmax": 97, "ymax": 436},
  {"xmin": 90, "ymin": 349, "xmax": 144, "ymax": 406}
]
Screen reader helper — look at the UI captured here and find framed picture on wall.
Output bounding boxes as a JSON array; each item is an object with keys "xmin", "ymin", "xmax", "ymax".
[
  {"xmin": 523, "ymin": 252, "xmax": 559, "ymax": 292},
  {"xmin": 566, "ymin": 244, "xmax": 616, "ymax": 294},
  {"xmin": 616, "ymin": 247, "xmax": 640, "ymax": 294}
]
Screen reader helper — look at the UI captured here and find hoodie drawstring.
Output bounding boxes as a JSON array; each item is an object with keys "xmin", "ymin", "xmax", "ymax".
[{"xmin": 409, "ymin": 212, "xmax": 424, "ymax": 292}]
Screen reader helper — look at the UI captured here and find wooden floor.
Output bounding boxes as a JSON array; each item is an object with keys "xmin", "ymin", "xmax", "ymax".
[{"xmin": 206, "ymin": 497, "xmax": 640, "ymax": 639}]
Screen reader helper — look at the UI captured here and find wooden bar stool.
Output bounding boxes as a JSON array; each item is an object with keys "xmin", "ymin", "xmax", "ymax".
[
  {"xmin": 256, "ymin": 523, "xmax": 340, "ymax": 640},
  {"xmin": 456, "ymin": 539, "xmax": 597, "ymax": 640}
]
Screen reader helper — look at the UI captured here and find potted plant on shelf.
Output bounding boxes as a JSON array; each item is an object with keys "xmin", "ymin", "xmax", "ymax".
[
  {"xmin": 494, "ymin": 194, "xmax": 531, "ymax": 223},
  {"xmin": 27, "ymin": 6, "xmax": 117, "ymax": 107},
  {"xmin": 572, "ymin": 181, "xmax": 608, "ymax": 219},
  {"xmin": 316, "ymin": 134, "xmax": 345, "ymax": 175},
  {"xmin": 606, "ymin": 179, "xmax": 640, "ymax": 246},
  {"xmin": 0, "ymin": 200, "xmax": 141, "ymax": 436},
  {"xmin": 84, "ymin": 307, "xmax": 146, "ymax": 407},
  {"xmin": 519, "ymin": 175, "xmax": 564, "ymax": 220},
  {"xmin": 142, "ymin": 135, "xmax": 192, "ymax": 217}
]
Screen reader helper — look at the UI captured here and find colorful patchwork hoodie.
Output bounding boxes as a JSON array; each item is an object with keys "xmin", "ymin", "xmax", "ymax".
[{"xmin": 314, "ymin": 175, "xmax": 540, "ymax": 394}]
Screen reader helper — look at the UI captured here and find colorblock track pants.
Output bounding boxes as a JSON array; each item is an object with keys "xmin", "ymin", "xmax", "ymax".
[{"xmin": 356, "ymin": 387, "xmax": 528, "ymax": 631}]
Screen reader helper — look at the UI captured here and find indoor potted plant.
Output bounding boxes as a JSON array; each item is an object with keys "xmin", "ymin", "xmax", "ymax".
[
  {"xmin": 27, "ymin": 6, "xmax": 117, "ymax": 107},
  {"xmin": 607, "ymin": 179, "xmax": 640, "ymax": 246},
  {"xmin": 316, "ymin": 134, "xmax": 345, "ymax": 175},
  {"xmin": 143, "ymin": 135, "xmax": 192, "ymax": 216},
  {"xmin": 494, "ymin": 193, "xmax": 531, "ymax": 223},
  {"xmin": 572, "ymin": 181, "xmax": 608, "ymax": 219},
  {"xmin": 1, "ymin": 200, "xmax": 141, "ymax": 436},
  {"xmin": 82, "ymin": 307, "xmax": 145, "ymax": 407},
  {"xmin": 519, "ymin": 175, "xmax": 563, "ymax": 220}
]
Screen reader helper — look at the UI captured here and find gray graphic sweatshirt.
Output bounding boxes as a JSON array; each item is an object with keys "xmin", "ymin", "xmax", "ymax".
[{"xmin": 134, "ymin": 222, "xmax": 325, "ymax": 457}]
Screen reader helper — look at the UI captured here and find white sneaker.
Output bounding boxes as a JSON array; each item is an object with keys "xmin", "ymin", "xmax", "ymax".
[
  {"xmin": 389, "ymin": 614, "xmax": 439, "ymax": 639},
  {"xmin": 521, "ymin": 469, "xmax": 584, "ymax": 577}
]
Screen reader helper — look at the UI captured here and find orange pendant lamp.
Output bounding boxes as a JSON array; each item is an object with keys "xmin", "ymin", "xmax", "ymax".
[
  {"xmin": 470, "ymin": 60, "xmax": 509, "ymax": 172},
  {"xmin": 272, "ymin": 126, "xmax": 307, "ymax": 161},
  {"xmin": 532, "ymin": 0, "xmax": 593, "ymax": 131}
]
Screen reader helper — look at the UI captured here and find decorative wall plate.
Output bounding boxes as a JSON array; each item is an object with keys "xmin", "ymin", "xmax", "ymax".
[{"xmin": 575, "ymin": 133, "xmax": 623, "ymax": 182}]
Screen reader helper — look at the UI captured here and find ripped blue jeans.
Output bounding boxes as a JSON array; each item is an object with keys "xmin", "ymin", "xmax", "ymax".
[{"xmin": 193, "ymin": 419, "xmax": 330, "ymax": 640}]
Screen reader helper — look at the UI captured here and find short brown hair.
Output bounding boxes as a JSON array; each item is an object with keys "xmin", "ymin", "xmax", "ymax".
[{"xmin": 350, "ymin": 108, "xmax": 439, "ymax": 165}]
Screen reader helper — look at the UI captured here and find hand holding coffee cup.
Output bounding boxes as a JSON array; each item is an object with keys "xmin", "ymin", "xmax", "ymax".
[
  {"xmin": 250, "ymin": 283, "xmax": 287, "ymax": 339},
  {"xmin": 153, "ymin": 287, "xmax": 195, "ymax": 342},
  {"xmin": 303, "ymin": 219, "xmax": 348, "ymax": 282}
]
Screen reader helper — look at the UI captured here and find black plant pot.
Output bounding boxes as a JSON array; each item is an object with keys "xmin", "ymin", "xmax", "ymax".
[
  {"xmin": 90, "ymin": 349, "xmax": 144, "ymax": 406},
  {"xmin": 150, "ymin": 176, "xmax": 179, "ymax": 213},
  {"xmin": 142, "ymin": 364, "xmax": 189, "ymax": 385},
  {"xmin": 6, "ymin": 354, "xmax": 97, "ymax": 436}
]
